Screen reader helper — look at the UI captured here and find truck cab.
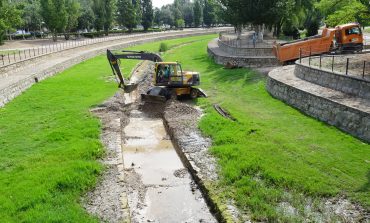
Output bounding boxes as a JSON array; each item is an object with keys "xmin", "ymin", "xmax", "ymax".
[{"xmin": 335, "ymin": 23, "xmax": 363, "ymax": 52}]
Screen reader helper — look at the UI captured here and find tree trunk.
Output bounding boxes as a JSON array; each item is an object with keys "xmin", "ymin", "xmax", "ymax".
[
  {"xmin": 258, "ymin": 25, "xmax": 264, "ymax": 41},
  {"xmin": 236, "ymin": 25, "xmax": 242, "ymax": 40},
  {"xmin": 52, "ymin": 31, "xmax": 58, "ymax": 42}
]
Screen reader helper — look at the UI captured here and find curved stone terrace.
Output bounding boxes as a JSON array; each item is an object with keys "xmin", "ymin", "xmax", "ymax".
[{"xmin": 208, "ymin": 31, "xmax": 282, "ymax": 69}]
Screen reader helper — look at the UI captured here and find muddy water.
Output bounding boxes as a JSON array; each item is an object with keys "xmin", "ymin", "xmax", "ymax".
[{"xmin": 123, "ymin": 109, "xmax": 216, "ymax": 223}]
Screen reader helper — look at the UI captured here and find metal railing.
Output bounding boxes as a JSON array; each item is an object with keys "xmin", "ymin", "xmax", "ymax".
[
  {"xmin": 299, "ymin": 47, "xmax": 370, "ymax": 80},
  {"xmin": 219, "ymin": 34, "xmax": 275, "ymax": 48},
  {"xmin": 0, "ymin": 29, "xmax": 199, "ymax": 68},
  {"xmin": 0, "ymin": 34, "xmax": 151, "ymax": 68}
]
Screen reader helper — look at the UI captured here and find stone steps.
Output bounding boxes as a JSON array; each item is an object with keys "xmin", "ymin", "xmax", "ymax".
[{"xmin": 267, "ymin": 65, "xmax": 370, "ymax": 142}]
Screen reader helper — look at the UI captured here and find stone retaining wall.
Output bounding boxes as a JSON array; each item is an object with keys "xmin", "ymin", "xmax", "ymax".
[
  {"xmin": 0, "ymin": 30, "xmax": 227, "ymax": 108},
  {"xmin": 294, "ymin": 63, "xmax": 370, "ymax": 100},
  {"xmin": 208, "ymin": 46, "xmax": 280, "ymax": 68},
  {"xmin": 266, "ymin": 70, "xmax": 370, "ymax": 142},
  {"xmin": 218, "ymin": 40, "xmax": 273, "ymax": 56}
]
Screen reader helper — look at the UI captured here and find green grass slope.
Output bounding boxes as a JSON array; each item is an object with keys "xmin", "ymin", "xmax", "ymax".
[
  {"xmin": 163, "ymin": 38, "xmax": 370, "ymax": 221},
  {"xmin": 0, "ymin": 35, "xmax": 216, "ymax": 222}
]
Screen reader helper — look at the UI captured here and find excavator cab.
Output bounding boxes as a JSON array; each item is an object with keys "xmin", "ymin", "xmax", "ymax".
[{"xmin": 154, "ymin": 62, "xmax": 200, "ymax": 87}]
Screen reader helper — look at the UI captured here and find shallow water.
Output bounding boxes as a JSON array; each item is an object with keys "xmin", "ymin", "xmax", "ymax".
[{"xmin": 122, "ymin": 109, "xmax": 216, "ymax": 223}]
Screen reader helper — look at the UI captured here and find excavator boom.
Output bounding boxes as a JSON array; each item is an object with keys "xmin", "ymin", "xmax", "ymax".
[{"xmin": 106, "ymin": 49, "xmax": 163, "ymax": 92}]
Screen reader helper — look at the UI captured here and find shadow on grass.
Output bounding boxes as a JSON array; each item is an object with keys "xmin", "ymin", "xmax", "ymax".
[{"xmin": 357, "ymin": 170, "xmax": 370, "ymax": 193}]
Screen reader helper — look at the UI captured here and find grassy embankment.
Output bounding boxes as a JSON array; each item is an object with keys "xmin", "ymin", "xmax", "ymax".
[
  {"xmin": 0, "ymin": 50, "xmax": 19, "ymax": 56},
  {"xmin": 163, "ymin": 38, "xmax": 370, "ymax": 221},
  {"xmin": 0, "ymin": 34, "xmax": 215, "ymax": 222},
  {"xmin": 1, "ymin": 33, "xmax": 368, "ymax": 222}
]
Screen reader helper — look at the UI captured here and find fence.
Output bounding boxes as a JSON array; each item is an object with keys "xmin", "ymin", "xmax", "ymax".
[
  {"xmin": 0, "ymin": 31, "xmax": 172, "ymax": 68},
  {"xmin": 219, "ymin": 34, "xmax": 275, "ymax": 48},
  {"xmin": 298, "ymin": 47, "xmax": 370, "ymax": 80}
]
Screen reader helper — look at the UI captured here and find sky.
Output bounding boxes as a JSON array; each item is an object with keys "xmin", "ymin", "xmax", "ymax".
[{"xmin": 152, "ymin": 0, "xmax": 174, "ymax": 8}]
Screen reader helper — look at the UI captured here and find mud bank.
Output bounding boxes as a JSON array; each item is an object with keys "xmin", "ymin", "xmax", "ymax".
[
  {"xmin": 84, "ymin": 91, "xmax": 131, "ymax": 223},
  {"xmin": 163, "ymin": 101, "xmax": 241, "ymax": 223}
]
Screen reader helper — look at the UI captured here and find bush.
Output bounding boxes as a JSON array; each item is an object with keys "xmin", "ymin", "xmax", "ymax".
[
  {"xmin": 159, "ymin": 42, "xmax": 169, "ymax": 52},
  {"xmin": 176, "ymin": 19, "xmax": 185, "ymax": 29},
  {"xmin": 282, "ymin": 23, "xmax": 300, "ymax": 40},
  {"xmin": 8, "ymin": 34, "xmax": 32, "ymax": 40}
]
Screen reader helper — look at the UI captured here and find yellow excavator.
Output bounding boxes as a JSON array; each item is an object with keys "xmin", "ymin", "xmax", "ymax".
[{"xmin": 107, "ymin": 49, "xmax": 206, "ymax": 102}]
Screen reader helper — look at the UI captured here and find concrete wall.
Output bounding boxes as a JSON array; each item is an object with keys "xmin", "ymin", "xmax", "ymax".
[
  {"xmin": 0, "ymin": 30, "xmax": 227, "ymax": 108},
  {"xmin": 295, "ymin": 63, "xmax": 370, "ymax": 100},
  {"xmin": 218, "ymin": 40, "xmax": 274, "ymax": 56},
  {"xmin": 266, "ymin": 72, "xmax": 370, "ymax": 143}
]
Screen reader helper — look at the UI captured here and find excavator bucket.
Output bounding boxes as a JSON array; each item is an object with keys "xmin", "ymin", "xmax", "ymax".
[
  {"xmin": 141, "ymin": 94, "xmax": 166, "ymax": 103},
  {"xmin": 197, "ymin": 88, "xmax": 208, "ymax": 98},
  {"xmin": 141, "ymin": 87, "xmax": 170, "ymax": 104},
  {"xmin": 124, "ymin": 83, "xmax": 138, "ymax": 93}
]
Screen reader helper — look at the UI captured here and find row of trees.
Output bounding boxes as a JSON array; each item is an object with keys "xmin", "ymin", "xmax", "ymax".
[
  {"xmin": 220, "ymin": 0, "xmax": 370, "ymax": 39},
  {"xmin": 1, "ymin": 0, "xmax": 370, "ymax": 44},
  {"xmin": 153, "ymin": 0, "xmax": 222, "ymax": 29},
  {"xmin": 0, "ymin": 0, "xmax": 223, "ymax": 44}
]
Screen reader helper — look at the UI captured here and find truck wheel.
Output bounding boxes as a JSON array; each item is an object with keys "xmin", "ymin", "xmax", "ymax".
[{"xmin": 190, "ymin": 88, "xmax": 198, "ymax": 99}]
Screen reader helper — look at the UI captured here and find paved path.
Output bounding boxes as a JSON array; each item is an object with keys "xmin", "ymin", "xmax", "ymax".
[{"xmin": 0, "ymin": 28, "xmax": 232, "ymax": 107}]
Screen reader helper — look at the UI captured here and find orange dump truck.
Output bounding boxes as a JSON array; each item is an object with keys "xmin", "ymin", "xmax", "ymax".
[{"xmin": 273, "ymin": 23, "xmax": 364, "ymax": 63}]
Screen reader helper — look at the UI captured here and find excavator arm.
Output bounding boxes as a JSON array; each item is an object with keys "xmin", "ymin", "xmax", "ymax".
[{"xmin": 106, "ymin": 49, "xmax": 163, "ymax": 92}]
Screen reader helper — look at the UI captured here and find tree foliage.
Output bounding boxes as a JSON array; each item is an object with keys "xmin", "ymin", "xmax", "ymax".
[
  {"xmin": 65, "ymin": 0, "xmax": 81, "ymax": 33},
  {"xmin": 78, "ymin": 0, "xmax": 95, "ymax": 31},
  {"xmin": 203, "ymin": 0, "xmax": 215, "ymax": 27},
  {"xmin": 142, "ymin": 0, "xmax": 153, "ymax": 30},
  {"xmin": 0, "ymin": 0, "xmax": 22, "ymax": 44},
  {"xmin": 22, "ymin": 0, "xmax": 43, "ymax": 33},
  {"xmin": 316, "ymin": 0, "xmax": 370, "ymax": 27},
  {"xmin": 117, "ymin": 0, "xmax": 138, "ymax": 31},
  {"xmin": 40, "ymin": 0, "xmax": 68, "ymax": 40},
  {"xmin": 193, "ymin": 0, "xmax": 202, "ymax": 27}
]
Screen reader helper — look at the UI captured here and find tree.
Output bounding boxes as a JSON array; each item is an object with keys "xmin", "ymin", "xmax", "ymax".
[
  {"xmin": 142, "ymin": 0, "xmax": 153, "ymax": 31},
  {"xmin": 64, "ymin": 0, "xmax": 80, "ymax": 39},
  {"xmin": 160, "ymin": 7, "xmax": 174, "ymax": 27},
  {"xmin": 171, "ymin": 0, "xmax": 182, "ymax": 28},
  {"xmin": 93, "ymin": 0, "xmax": 105, "ymax": 31},
  {"xmin": 22, "ymin": 0, "xmax": 43, "ymax": 35},
  {"xmin": 0, "ymin": 0, "xmax": 22, "ymax": 44},
  {"xmin": 153, "ymin": 7, "xmax": 161, "ymax": 26},
  {"xmin": 193, "ymin": 0, "xmax": 202, "ymax": 27},
  {"xmin": 103, "ymin": 0, "xmax": 115, "ymax": 35},
  {"xmin": 78, "ymin": 0, "xmax": 95, "ymax": 32},
  {"xmin": 304, "ymin": 7, "xmax": 321, "ymax": 37},
  {"xmin": 182, "ymin": 4, "xmax": 193, "ymax": 27},
  {"xmin": 117, "ymin": 0, "xmax": 138, "ymax": 32},
  {"xmin": 40, "ymin": 0, "xmax": 68, "ymax": 41},
  {"xmin": 176, "ymin": 18, "xmax": 185, "ymax": 28},
  {"xmin": 203, "ymin": 0, "xmax": 215, "ymax": 27},
  {"xmin": 316, "ymin": 0, "xmax": 370, "ymax": 27}
]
